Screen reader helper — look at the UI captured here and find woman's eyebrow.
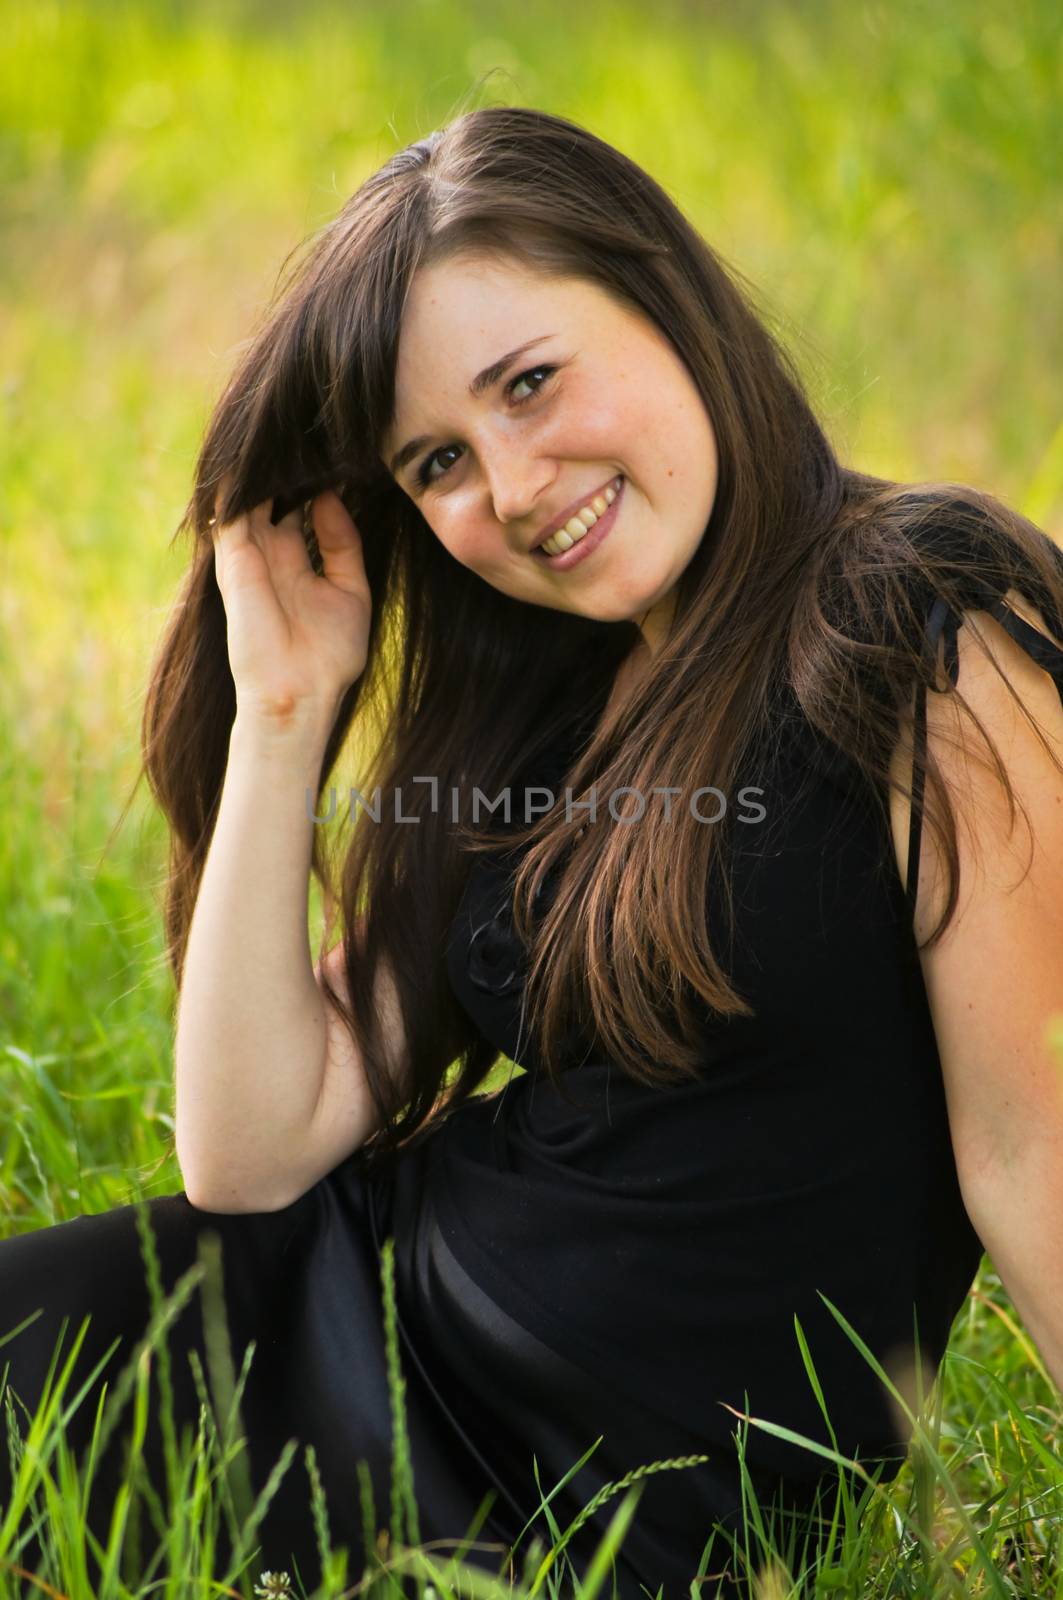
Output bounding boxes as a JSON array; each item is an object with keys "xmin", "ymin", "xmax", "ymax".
[{"xmin": 388, "ymin": 333, "xmax": 558, "ymax": 478}]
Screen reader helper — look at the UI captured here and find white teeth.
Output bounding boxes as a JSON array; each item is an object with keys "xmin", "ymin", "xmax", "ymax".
[{"xmin": 540, "ymin": 476, "xmax": 622, "ymax": 557}]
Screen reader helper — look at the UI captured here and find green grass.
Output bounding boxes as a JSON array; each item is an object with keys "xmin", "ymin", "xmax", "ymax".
[
  {"xmin": 1, "ymin": 1205, "xmax": 1062, "ymax": 1597},
  {"xmin": 1, "ymin": 0, "xmax": 1061, "ymax": 1591}
]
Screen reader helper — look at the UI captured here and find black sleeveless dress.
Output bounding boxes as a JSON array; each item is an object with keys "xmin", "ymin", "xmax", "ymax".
[{"xmin": 3, "ymin": 568, "xmax": 1062, "ymax": 1598}]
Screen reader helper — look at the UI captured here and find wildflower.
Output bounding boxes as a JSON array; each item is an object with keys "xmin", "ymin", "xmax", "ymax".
[{"xmin": 254, "ymin": 1573, "xmax": 293, "ymax": 1599}]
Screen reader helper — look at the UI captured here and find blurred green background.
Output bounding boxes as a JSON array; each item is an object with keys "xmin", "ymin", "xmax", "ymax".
[{"xmin": 0, "ymin": 0, "xmax": 1060, "ymax": 1212}]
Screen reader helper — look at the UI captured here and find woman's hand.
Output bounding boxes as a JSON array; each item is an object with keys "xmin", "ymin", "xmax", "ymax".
[{"xmin": 210, "ymin": 484, "xmax": 371, "ymax": 729}]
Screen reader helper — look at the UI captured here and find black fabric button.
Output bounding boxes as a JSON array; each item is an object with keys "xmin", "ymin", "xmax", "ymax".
[
  {"xmin": 467, "ymin": 908, "xmax": 526, "ymax": 997},
  {"xmin": 466, "ymin": 852, "xmax": 570, "ymax": 999}
]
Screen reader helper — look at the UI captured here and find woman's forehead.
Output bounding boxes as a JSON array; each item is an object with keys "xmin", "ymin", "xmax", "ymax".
[
  {"xmin": 383, "ymin": 266, "xmax": 594, "ymax": 461},
  {"xmin": 390, "ymin": 268, "xmax": 630, "ymax": 401}
]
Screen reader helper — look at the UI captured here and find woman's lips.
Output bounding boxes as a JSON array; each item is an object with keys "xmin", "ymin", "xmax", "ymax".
[{"xmin": 533, "ymin": 476, "xmax": 625, "ymax": 571}]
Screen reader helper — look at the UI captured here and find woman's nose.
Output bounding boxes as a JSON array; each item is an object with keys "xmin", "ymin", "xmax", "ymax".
[{"xmin": 482, "ymin": 452, "xmax": 552, "ymax": 530}]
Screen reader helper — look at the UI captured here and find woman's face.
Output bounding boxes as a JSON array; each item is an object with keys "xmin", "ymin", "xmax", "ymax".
[{"xmin": 382, "ymin": 253, "xmax": 719, "ymax": 655}]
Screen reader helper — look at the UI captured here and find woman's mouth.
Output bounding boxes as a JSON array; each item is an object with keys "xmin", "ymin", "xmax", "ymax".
[{"xmin": 532, "ymin": 475, "xmax": 625, "ymax": 571}]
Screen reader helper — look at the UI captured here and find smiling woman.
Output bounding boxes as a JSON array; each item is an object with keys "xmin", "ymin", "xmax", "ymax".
[
  {"xmin": 2, "ymin": 104, "xmax": 1063, "ymax": 1599},
  {"xmin": 379, "ymin": 257, "xmax": 718, "ymax": 644}
]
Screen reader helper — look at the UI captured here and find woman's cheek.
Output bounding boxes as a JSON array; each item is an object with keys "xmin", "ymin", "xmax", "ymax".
[{"xmin": 436, "ymin": 511, "xmax": 492, "ymax": 571}]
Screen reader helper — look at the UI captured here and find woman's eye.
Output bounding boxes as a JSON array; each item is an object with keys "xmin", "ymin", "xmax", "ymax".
[
  {"xmin": 507, "ymin": 363, "xmax": 555, "ymax": 403},
  {"xmin": 416, "ymin": 444, "xmax": 461, "ymax": 488},
  {"xmin": 415, "ymin": 364, "xmax": 557, "ymax": 490}
]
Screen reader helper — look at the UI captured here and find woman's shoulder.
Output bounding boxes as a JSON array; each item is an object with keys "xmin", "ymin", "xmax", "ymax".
[
  {"xmin": 776, "ymin": 488, "xmax": 1063, "ymax": 798},
  {"xmin": 842, "ymin": 489, "xmax": 1063, "ymax": 625}
]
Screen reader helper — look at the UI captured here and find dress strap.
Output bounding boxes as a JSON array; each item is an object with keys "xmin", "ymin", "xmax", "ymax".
[{"xmin": 906, "ymin": 593, "xmax": 1063, "ymax": 928}]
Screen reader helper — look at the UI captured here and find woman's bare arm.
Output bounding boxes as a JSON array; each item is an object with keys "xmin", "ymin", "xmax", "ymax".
[{"xmin": 174, "ymin": 710, "xmax": 407, "ymax": 1213}]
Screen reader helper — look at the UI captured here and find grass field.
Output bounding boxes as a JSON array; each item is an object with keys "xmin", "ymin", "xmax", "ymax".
[{"xmin": 1, "ymin": 0, "xmax": 1061, "ymax": 1593}]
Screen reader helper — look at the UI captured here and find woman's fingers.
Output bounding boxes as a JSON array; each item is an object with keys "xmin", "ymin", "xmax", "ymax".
[
  {"xmin": 206, "ymin": 477, "xmax": 372, "ymax": 706},
  {"xmin": 210, "ymin": 474, "xmax": 243, "ymax": 541},
  {"xmin": 211, "ymin": 487, "xmax": 307, "ymax": 593},
  {"xmin": 309, "ymin": 490, "xmax": 367, "ymax": 595},
  {"xmin": 250, "ymin": 497, "xmax": 313, "ymax": 592},
  {"xmin": 209, "ymin": 475, "xmax": 252, "ymax": 585},
  {"xmin": 210, "ymin": 483, "xmax": 364, "ymax": 609}
]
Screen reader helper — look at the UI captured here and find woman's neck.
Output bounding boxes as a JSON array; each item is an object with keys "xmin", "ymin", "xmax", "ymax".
[{"xmin": 601, "ymin": 640, "xmax": 653, "ymax": 725}]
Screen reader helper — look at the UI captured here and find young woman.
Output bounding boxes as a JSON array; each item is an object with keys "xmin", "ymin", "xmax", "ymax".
[{"xmin": 2, "ymin": 105, "xmax": 1062, "ymax": 1599}]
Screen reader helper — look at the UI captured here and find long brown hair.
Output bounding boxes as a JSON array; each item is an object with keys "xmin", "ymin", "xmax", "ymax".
[{"xmin": 137, "ymin": 104, "xmax": 1063, "ymax": 1174}]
